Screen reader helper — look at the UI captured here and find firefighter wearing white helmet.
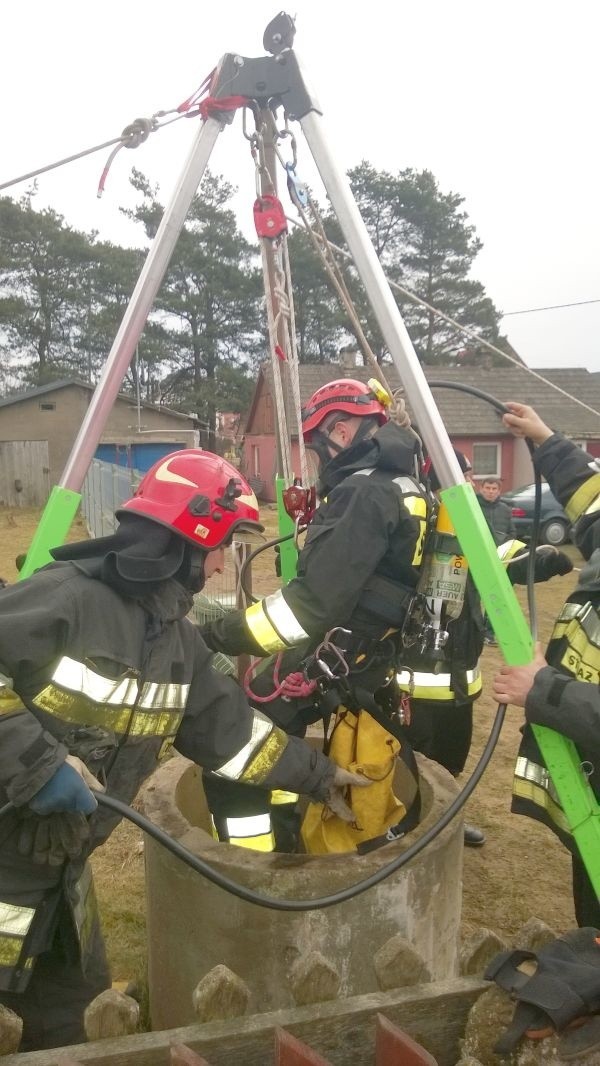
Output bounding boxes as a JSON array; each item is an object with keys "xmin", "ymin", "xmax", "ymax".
[
  {"xmin": 201, "ymin": 379, "xmax": 432, "ymax": 855},
  {"xmin": 0, "ymin": 449, "xmax": 366, "ymax": 1052}
]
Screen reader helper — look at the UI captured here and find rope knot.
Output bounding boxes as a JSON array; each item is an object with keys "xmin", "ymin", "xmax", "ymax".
[{"xmin": 121, "ymin": 118, "xmax": 153, "ymax": 149}]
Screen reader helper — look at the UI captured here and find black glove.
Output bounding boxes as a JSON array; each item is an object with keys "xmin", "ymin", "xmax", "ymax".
[
  {"xmin": 534, "ymin": 549, "xmax": 573, "ymax": 582},
  {"xmin": 510, "ymin": 549, "xmax": 573, "ymax": 585},
  {"xmin": 16, "ymin": 810, "xmax": 91, "ymax": 866}
]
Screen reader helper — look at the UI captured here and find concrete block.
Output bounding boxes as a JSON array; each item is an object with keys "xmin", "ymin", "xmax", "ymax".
[
  {"xmin": 511, "ymin": 917, "xmax": 557, "ymax": 953},
  {"xmin": 288, "ymin": 952, "xmax": 340, "ymax": 1006},
  {"xmin": 459, "ymin": 929, "xmax": 508, "ymax": 977},
  {"xmin": 0, "ymin": 1003, "xmax": 22, "ymax": 1055},
  {"xmin": 373, "ymin": 934, "xmax": 431, "ymax": 991},
  {"xmin": 84, "ymin": 988, "xmax": 139, "ymax": 1041},
  {"xmin": 192, "ymin": 964, "xmax": 250, "ymax": 1023}
]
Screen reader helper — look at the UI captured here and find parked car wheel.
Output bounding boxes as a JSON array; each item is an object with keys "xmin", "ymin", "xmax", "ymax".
[{"xmin": 541, "ymin": 517, "xmax": 570, "ymax": 546}]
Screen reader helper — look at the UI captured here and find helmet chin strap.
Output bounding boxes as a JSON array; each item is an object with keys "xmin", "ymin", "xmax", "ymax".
[{"xmin": 306, "ymin": 429, "xmax": 343, "ymax": 470}]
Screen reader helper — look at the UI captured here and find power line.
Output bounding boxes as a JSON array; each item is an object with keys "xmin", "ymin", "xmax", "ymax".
[{"xmin": 503, "ymin": 298, "xmax": 600, "ymax": 317}]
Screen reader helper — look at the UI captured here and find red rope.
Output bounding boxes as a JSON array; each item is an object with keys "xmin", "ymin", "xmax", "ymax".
[{"xmin": 244, "ymin": 655, "xmax": 318, "ymax": 704}]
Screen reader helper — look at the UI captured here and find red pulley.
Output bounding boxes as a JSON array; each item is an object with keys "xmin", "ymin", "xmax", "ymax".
[
  {"xmin": 253, "ymin": 195, "xmax": 288, "ymax": 240},
  {"xmin": 282, "ymin": 483, "xmax": 316, "ymax": 526}
]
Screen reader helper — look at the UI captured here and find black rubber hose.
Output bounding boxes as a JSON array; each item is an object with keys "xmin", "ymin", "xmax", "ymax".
[
  {"xmin": 0, "ymin": 708, "xmax": 503, "ymax": 913},
  {"xmin": 429, "ymin": 379, "xmax": 541, "ymax": 636},
  {"xmin": 240, "ymin": 532, "xmax": 295, "ymax": 604}
]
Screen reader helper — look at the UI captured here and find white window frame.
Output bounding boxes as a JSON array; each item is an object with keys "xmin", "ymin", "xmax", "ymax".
[{"xmin": 472, "ymin": 442, "xmax": 501, "ymax": 478}]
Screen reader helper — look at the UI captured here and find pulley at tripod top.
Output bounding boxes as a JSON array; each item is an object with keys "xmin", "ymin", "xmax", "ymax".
[{"xmin": 263, "ymin": 12, "xmax": 296, "ymax": 55}]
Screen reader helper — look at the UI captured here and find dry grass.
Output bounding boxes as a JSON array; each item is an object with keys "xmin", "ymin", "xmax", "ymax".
[{"xmin": 0, "ymin": 504, "xmax": 581, "ymax": 988}]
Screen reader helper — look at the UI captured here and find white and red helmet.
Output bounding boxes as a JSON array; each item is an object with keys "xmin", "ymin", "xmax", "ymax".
[
  {"xmin": 301, "ymin": 378, "xmax": 390, "ymax": 442},
  {"xmin": 119, "ymin": 450, "xmax": 263, "ymax": 550}
]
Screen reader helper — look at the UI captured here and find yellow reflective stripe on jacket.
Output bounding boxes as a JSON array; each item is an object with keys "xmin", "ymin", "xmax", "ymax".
[
  {"xmin": 564, "ymin": 473, "xmax": 600, "ymax": 523},
  {"xmin": 270, "ymin": 789, "xmax": 299, "ymax": 805},
  {"xmin": 498, "ymin": 538, "xmax": 526, "ymax": 562},
  {"xmin": 0, "ymin": 691, "xmax": 27, "ymax": 716},
  {"xmin": 213, "ymin": 814, "xmax": 275, "ymax": 852},
  {"xmin": 396, "ymin": 666, "xmax": 481, "ymax": 700},
  {"xmin": 245, "ymin": 591, "xmax": 310, "ymax": 654},
  {"xmin": 239, "ymin": 726, "xmax": 288, "ymax": 785},
  {"xmin": 512, "ymin": 756, "xmax": 570, "ymax": 834},
  {"xmin": 554, "ymin": 602, "xmax": 600, "ymax": 683},
  {"xmin": 353, "ymin": 469, "xmax": 429, "ymax": 566},
  {"xmin": 213, "ymin": 710, "xmax": 273, "ymax": 781},
  {"xmin": 32, "ymin": 655, "xmax": 188, "ymax": 737},
  {"xmin": 408, "ymin": 495, "xmax": 428, "ymax": 566},
  {"xmin": 0, "ymin": 901, "xmax": 35, "ymax": 967}
]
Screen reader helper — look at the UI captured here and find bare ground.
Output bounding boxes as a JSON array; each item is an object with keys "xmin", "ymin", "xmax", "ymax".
[{"xmin": 0, "ymin": 505, "xmax": 580, "ymax": 988}]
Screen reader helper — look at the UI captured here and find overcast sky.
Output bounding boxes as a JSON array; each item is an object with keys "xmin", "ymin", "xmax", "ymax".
[{"xmin": 2, "ymin": 0, "xmax": 599, "ymax": 373}]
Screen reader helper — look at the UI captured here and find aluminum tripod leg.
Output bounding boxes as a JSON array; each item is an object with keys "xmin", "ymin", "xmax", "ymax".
[
  {"xmin": 19, "ymin": 115, "xmax": 225, "ymax": 577},
  {"xmin": 61, "ymin": 116, "xmax": 224, "ymax": 492}
]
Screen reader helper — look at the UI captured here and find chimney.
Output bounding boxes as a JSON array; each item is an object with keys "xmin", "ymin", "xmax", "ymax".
[{"xmin": 339, "ymin": 346, "xmax": 358, "ymax": 370}]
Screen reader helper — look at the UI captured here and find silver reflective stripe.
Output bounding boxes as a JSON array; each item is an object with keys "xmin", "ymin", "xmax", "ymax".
[
  {"xmin": 514, "ymin": 756, "xmax": 561, "ymax": 804},
  {"xmin": 52, "ymin": 656, "xmax": 188, "ymax": 709},
  {"xmin": 214, "ymin": 711, "xmax": 273, "ymax": 780},
  {"xmin": 263, "ymin": 590, "xmax": 309, "ymax": 645},
  {"xmin": 0, "ymin": 901, "xmax": 35, "ymax": 938},
  {"xmin": 393, "ymin": 475, "xmax": 422, "ymax": 494},
  {"xmin": 138, "ymin": 681, "xmax": 189, "ymax": 710},
  {"xmin": 71, "ymin": 862, "xmax": 93, "ymax": 940},
  {"xmin": 584, "ymin": 494, "xmax": 600, "ymax": 515},
  {"xmin": 578, "ymin": 603, "xmax": 600, "ymax": 647},
  {"xmin": 53, "ymin": 657, "xmax": 139, "ymax": 706},
  {"xmin": 354, "ymin": 469, "xmax": 423, "ymax": 497},
  {"xmin": 397, "ymin": 667, "xmax": 480, "ymax": 688},
  {"xmin": 225, "ymin": 814, "xmax": 272, "ymax": 837},
  {"xmin": 558, "ymin": 602, "xmax": 585, "ymax": 622}
]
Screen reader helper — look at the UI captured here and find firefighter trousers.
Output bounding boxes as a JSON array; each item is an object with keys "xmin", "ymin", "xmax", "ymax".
[
  {"xmin": 405, "ymin": 699, "xmax": 474, "ymax": 777},
  {"xmin": 0, "ymin": 897, "xmax": 110, "ymax": 1052}
]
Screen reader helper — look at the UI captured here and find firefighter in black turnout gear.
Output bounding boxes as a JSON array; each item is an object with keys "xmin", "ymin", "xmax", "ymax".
[
  {"xmin": 0, "ymin": 450, "xmax": 366, "ymax": 1052},
  {"xmin": 494, "ymin": 403, "xmax": 600, "ymax": 928},
  {"xmin": 201, "ymin": 378, "xmax": 430, "ymax": 854}
]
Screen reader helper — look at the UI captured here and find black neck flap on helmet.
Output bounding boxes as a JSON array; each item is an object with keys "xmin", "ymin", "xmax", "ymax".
[{"xmin": 51, "ymin": 513, "xmax": 207, "ymax": 598}]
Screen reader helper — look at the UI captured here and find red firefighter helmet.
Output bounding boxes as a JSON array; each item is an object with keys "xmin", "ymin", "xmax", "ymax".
[
  {"xmin": 301, "ymin": 378, "xmax": 390, "ymax": 442},
  {"xmin": 118, "ymin": 450, "xmax": 263, "ymax": 550}
]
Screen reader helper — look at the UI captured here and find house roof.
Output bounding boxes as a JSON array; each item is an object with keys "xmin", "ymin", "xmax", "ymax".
[
  {"xmin": 256, "ymin": 363, "xmax": 600, "ymax": 439},
  {"xmin": 0, "ymin": 379, "xmax": 195, "ymax": 423}
]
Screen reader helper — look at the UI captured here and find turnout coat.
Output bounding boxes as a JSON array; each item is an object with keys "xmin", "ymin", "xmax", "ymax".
[{"xmin": 0, "ymin": 562, "xmax": 334, "ymax": 992}]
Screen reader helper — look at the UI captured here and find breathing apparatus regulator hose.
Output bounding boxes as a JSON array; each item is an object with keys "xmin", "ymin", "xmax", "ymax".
[
  {"xmin": 0, "ymin": 383, "xmax": 541, "ymax": 910},
  {"xmin": 240, "ymin": 531, "xmax": 295, "ymax": 604}
]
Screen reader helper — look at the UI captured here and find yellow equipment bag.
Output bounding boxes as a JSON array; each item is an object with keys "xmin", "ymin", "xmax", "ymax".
[{"xmin": 301, "ymin": 706, "xmax": 406, "ymax": 854}]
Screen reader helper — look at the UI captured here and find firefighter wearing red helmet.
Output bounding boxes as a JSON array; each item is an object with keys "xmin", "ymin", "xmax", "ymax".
[
  {"xmin": 201, "ymin": 378, "xmax": 431, "ymax": 855},
  {"xmin": 0, "ymin": 448, "xmax": 366, "ymax": 1052}
]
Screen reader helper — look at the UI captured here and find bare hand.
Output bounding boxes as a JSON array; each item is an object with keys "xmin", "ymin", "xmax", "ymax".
[
  {"xmin": 492, "ymin": 644, "xmax": 547, "ymax": 707},
  {"xmin": 324, "ymin": 766, "xmax": 372, "ymax": 823},
  {"xmin": 501, "ymin": 403, "xmax": 553, "ymax": 445}
]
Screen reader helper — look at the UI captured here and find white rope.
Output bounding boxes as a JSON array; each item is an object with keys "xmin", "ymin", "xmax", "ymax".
[
  {"xmin": 283, "ymin": 214, "xmax": 600, "ymax": 423},
  {"xmin": 260, "ymin": 241, "xmax": 293, "ymax": 482},
  {"xmin": 280, "ymin": 239, "xmax": 309, "ymax": 484}
]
